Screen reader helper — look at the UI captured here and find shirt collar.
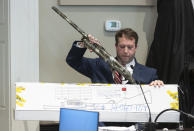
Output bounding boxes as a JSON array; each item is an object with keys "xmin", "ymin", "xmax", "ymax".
[{"xmin": 125, "ymin": 58, "xmax": 135, "ymax": 69}]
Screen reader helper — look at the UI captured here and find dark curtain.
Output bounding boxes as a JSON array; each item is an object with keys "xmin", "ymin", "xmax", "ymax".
[
  {"xmin": 146, "ymin": 0, "xmax": 194, "ymax": 84},
  {"xmin": 146, "ymin": 0, "xmax": 194, "ymax": 127}
]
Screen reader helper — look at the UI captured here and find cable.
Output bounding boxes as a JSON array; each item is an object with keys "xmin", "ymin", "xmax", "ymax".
[{"xmin": 154, "ymin": 108, "xmax": 194, "ymax": 123}]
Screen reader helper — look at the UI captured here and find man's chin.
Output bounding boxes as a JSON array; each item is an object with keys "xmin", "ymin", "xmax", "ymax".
[
  {"xmin": 121, "ymin": 60, "xmax": 130, "ymax": 65},
  {"xmin": 117, "ymin": 57, "xmax": 132, "ymax": 64}
]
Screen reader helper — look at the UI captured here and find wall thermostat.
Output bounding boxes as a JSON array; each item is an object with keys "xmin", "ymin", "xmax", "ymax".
[{"xmin": 105, "ymin": 20, "xmax": 121, "ymax": 31}]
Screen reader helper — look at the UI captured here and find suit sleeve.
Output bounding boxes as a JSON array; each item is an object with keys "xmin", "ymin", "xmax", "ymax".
[
  {"xmin": 151, "ymin": 69, "xmax": 159, "ymax": 81},
  {"xmin": 66, "ymin": 41, "xmax": 95, "ymax": 78}
]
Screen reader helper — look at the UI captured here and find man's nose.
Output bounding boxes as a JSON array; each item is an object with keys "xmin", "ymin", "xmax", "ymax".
[{"xmin": 124, "ymin": 47, "xmax": 128, "ymax": 53}]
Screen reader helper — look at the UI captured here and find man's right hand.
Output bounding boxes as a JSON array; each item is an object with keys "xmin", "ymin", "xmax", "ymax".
[
  {"xmin": 87, "ymin": 34, "xmax": 102, "ymax": 52},
  {"xmin": 78, "ymin": 34, "xmax": 101, "ymax": 52},
  {"xmin": 88, "ymin": 34, "xmax": 100, "ymax": 44}
]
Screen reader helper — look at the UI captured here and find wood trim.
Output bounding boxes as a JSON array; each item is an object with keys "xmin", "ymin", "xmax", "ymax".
[{"xmin": 58, "ymin": 0, "xmax": 156, "ymax": 6}]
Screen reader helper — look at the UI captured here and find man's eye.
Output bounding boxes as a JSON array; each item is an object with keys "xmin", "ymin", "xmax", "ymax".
[
  {"xmin": 128, "ymin": 46, "xmax": 132, "ymax": 49},
  {"xmin": 120, "ymin": 46, "xmax": 125, "ymax": 48},
  {"xmin": 128, "ymin": 46, "xmax": 135, "ymax": 49}
]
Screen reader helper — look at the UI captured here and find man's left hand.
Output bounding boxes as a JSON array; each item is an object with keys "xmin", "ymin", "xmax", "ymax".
[{"xmin": 149, "ymin": 80, "xmax": 164, "ymax": 87}]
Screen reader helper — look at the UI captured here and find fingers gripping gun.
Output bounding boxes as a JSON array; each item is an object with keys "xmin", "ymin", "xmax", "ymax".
[{"xmin": 52, "ymin": 6, "xmax": 136, "ymax": 84}]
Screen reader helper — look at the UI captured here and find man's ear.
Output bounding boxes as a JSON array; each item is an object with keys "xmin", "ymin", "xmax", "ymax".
[{"xmin": 135, "ymin": 44, "xmax": 138, "ymax": 49}]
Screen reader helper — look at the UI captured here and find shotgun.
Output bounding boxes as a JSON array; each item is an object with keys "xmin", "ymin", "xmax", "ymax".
[{"xmin": 52, "ymin": 6, "xmax": 136, "ymax": 84}]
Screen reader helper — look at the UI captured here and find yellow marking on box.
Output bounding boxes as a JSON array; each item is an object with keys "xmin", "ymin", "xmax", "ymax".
[
  {"xmin": 16, "ymin": 100, "xmax": 24, "ymax": 107},
  {"xmin": 16, "ymin": 87, "xmax": 25, "ymax": 93},
  {"xmin": 167, "ymin": 90, "xmax": 179, "ymax": 109}
]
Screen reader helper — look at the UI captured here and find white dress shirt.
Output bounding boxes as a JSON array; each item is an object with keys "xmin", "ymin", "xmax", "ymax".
[{"xmin": 121, "ymin": 58, "xmax": 135, "ymax": 84}]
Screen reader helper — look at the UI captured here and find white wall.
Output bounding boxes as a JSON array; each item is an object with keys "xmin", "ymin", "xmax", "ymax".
[
  {"xmin": 39, "ymin": 0, "xmax": 157, "ymax": 83},
  {"xmin": 11, "ymin": 0, "xmax": 39, "ymax": 131}
]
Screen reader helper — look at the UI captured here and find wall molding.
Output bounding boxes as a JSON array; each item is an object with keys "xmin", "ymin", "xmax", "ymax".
[
  {"xmin": 58, "ymin": 0, "xmax": 156, "ymax": 6},
  {"xmin": 0, "ymin": 42, "xmax": 6, "ymax": 110}
]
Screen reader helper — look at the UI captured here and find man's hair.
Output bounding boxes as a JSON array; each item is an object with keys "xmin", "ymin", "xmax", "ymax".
[{"xmin": 115, "ymin": 28, "xmax": 138, "ymax": 47}]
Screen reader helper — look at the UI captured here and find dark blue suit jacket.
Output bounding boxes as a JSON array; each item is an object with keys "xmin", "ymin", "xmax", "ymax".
[{"xmin": 66, "ymin": 42, "xmax": 158, "ymax": 84}]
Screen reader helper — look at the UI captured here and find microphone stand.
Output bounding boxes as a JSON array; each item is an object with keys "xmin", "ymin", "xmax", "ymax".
[
  {"xmin": 137, "ymin": 83, "xmax": 156, "ymax": 131},
  {"xmin": 130, "ymin": 65, "xmax": 155, "ymax": 131}
]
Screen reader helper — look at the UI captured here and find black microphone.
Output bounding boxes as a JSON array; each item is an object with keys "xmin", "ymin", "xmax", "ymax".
[
  {"xmin": 130, "ymin": 65, "xmax": 156, "ymax": 131},
  {"xmin": 130, "ymin": 65, "xmax": 134, "ymax": 70}
]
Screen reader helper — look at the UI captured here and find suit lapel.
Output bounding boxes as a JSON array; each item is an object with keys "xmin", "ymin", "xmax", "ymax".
[{"xmin": 132, "ymin": 61, "xmax": 142, "ymax": 83}]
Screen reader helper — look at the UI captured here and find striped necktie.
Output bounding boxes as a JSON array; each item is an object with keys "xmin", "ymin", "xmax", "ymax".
[{"xmin": 113, "ymin": 71, "xmax": 122, "ymax": 84}]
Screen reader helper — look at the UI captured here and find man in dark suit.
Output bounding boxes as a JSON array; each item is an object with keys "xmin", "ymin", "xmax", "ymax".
[{"xmin": 66, "ymin": 28, "xmax": 163, "ymax": 86}]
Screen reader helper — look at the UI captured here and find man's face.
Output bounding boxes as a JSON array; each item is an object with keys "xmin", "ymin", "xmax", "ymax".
[{"xmin": 115, "ymin": 36, "xmax": 137, "ymax": 65}]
